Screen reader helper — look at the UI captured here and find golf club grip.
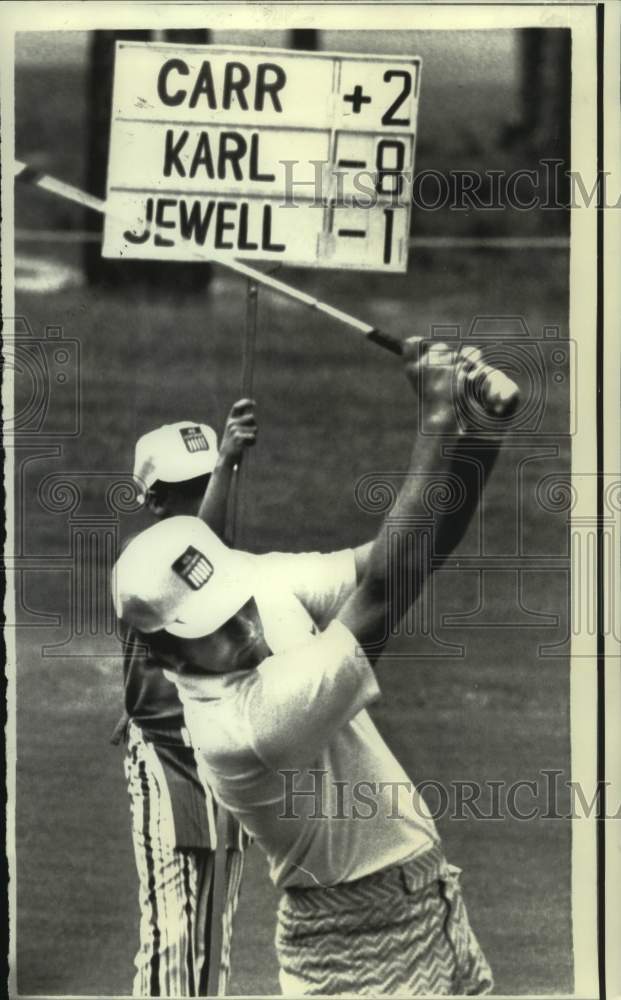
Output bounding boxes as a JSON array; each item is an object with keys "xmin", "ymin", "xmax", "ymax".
[
  {"xmin": 366, "ymin": 328, "xmax": 520, "ymax": 418},
  {"xmin": 366, "ymin": 328, "xmax": 405, "ymax": 355}
]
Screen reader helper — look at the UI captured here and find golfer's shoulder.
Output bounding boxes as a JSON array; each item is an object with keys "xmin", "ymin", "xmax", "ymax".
[{"xmin": 253, "ymin": 547, "xmax": 354, "ymax": 583}]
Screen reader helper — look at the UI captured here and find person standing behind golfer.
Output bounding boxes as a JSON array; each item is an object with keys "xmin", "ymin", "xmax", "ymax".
[
  {"xmin": 113, "ymin": 342, "xmax": 506, "ymax": 996},
  {"xmin": 112, "ymin": 400, "xmax": 256, "ymax": 997}
]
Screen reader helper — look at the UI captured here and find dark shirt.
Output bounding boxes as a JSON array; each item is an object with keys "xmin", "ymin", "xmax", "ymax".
[
  {"xmin": 116, "ymin": 619, "xmax": 188, "ymax": 745},
  {"xmin": 112, "ymin": 532, "xmax": 187, "ymax": 745}
]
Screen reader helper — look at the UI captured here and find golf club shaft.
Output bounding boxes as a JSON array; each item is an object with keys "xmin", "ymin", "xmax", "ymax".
[{"xmin": 15, "ymin": 159, "xmax": 520, "ymax": 416}]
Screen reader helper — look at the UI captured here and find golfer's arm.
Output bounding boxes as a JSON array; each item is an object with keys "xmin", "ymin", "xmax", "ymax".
[
  {"xmin": 338, "ymin": 432, "xmax": 448, "ymax": 657},
  {"xmin": 196, "ymin": 453, "xmax": 236, "ymax": 538},
  {"xmin": 339, "ymin": 433, "xmax": 501, "ymax": 663}
]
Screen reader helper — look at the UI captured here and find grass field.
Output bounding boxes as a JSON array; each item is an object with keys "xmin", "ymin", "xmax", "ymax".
[{"xmin": 12, "ymin": 243, "xmax": 573, "ymax": 995}]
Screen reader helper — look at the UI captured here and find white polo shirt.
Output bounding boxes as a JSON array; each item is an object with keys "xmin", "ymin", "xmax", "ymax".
[{"xmin": 168, "ymin": 549, "xmax": 439, "ymax": 889}]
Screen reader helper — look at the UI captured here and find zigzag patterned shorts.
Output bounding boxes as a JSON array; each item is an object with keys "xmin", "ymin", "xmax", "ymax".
[{"xmin": 276, "ymin": 846, "xmax": 493, "ymax": 996}]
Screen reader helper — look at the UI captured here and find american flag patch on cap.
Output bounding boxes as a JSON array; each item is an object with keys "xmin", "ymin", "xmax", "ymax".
[
  {"xmin": 180, "ymin": 426, "xmax": 210, "ymax": 453},
  {"xmin": 172, "ymin": 546, "xmax": 214, "ymax": 590}
]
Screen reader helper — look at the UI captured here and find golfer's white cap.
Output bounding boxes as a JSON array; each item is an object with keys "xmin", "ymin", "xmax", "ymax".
[
  {"xmin": 133, "ymin": 422, "xmax": 219, "ymax": 503},
  {"xmin": 112, "ymin": 516, "xmax": 255, "ymax": 638}
]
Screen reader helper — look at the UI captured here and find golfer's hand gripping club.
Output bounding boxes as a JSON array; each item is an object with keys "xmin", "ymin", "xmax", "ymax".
[{"xmin": 368, "ymin": 327, "xmax": 520, "ymax": 420}]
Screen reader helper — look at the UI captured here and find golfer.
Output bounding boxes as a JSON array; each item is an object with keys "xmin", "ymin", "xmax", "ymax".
[{"xmin": 113, "ymin": 340, "xmax": 502, "ymax": 996}]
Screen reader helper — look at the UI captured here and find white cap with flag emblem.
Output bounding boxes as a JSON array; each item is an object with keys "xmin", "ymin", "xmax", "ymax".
[
  {"xmin": 133, "ymin": 422, "xmax": 219, "ymax": 503},
  {"xmin": 112, "ymin": 516, "xmax": 255, "ymax": 637}
]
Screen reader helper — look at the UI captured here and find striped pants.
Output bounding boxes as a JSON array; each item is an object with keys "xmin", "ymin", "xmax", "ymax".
[
  {"xmin": 125, "ymin": 729, "xmax": 244, "ymax": 997},
  {"xmin": 276, "ymin": 846, "xmax": 493, "ymax": 996}
]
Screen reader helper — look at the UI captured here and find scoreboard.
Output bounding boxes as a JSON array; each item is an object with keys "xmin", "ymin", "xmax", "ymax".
[{"xmin": 103, "ymin": 42, "xmax": 421, "ymax": 272}]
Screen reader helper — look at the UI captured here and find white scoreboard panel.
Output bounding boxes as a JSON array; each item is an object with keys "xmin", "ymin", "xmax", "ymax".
[{"xmin": 103, "ymin": 42, "xmax": 421, "ymax": 272}]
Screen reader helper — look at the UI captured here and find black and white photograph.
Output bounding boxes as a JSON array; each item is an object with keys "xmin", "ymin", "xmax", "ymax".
[{"xmin": 2, "ymin": 2, "xmax": 620, "ymax": 998}]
